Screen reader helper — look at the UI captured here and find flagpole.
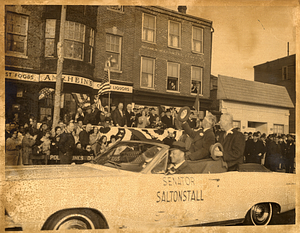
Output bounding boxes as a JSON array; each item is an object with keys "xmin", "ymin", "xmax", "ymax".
[{"xmin": 108, "ymin": 65, "xmax": 111, "ymax": 113}]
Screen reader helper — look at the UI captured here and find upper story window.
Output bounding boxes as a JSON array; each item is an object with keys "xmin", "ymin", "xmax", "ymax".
[
  {"xmin": 88, "ymin": 28, "xmax": 95, "ymax": 64},
  {"xmin": 64, "ymin": 21, "xmax": 85, "ymax": 61},
  {"xmin": 192, "ymin": 26, "xmax": 203, "ymax": 53},
  {"xmin": 106, "ymin": 34, "xmax": 122, "ymax": 71},
  {"xmin": 141, "ymin": 57, "xmax": 155, "ymax": 89},
  {"xmin": 282, "ymin": 66, "xmax": 289, "ymax": 80},
  {"xmin": 45, "ymin": 19, "xmax": 56, "ymax": 57},
  {"xmin": 191, "ymin": 66, "xmax": 203, "ymax": 95},
  {"xmin": 142, "ymin": 13, "xmax": 156, "ymax": 43},
  {"xmin": 5, "ymin": 11, "xmax": 28, "ymax": 57},
  {"xmin": 167, "ymin": 62, "xmax": 180, "ymax": 92},
  {"xmin": 107, "ymin": 6, "xmax": 124, "ymax": 12},
  {"xmin": 168, "ymin": 21, "xmax": 181, "ymax": 49}
]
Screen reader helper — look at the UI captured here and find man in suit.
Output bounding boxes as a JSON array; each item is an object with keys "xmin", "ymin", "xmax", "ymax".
[
  {"xmin": 79, "ymin": 123, "xmax": 92, "ymax": 149},
  {"xmin": 182, "ymin": 112, "xmax": 216, "ymax": 161},
  {"xmin": 58, "ymin": 122, "xmax": 76, "ymax": 164},
  {"xmin": 125, "ymin": 104, "xmax": 135, "ymax": 127},
  {"xmin": 214, "ymin": 113, "xmax": 245, "ymax": 171},
  {"xmin": 112, "ymin": 103, "xmax": 127, "ymax": 127},
  {"xmin": 244, "ymin": 132, "xmax": 266, "ymax": 163},
  {"xmin": 167, "ymin": 145, "xmax": 193, "ymax": 174},
  {"xmin": 162, "ymin": 109, "xmax": 174, "ymax": 128}
]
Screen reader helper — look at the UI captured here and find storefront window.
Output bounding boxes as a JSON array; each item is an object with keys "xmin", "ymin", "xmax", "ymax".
[
  {"xmin": 64, "ymin": 21, "xmax": 85, "ymax": 60},
  {"xmin": 5, "ymin": 11, "xmax": 28, "ymax": 56}
]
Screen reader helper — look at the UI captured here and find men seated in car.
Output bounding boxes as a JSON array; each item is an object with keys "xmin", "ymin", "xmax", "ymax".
[
  {"xmin": 214, "ymin": 113, "xmax": 245, "ymax": 171},
  {"xmin": 181, "ymin": 112, "xmax": 216, "ymax": 161},
  {"xmin": 166, "ymin": 145, "xmax": 193, "ymax": 174}
]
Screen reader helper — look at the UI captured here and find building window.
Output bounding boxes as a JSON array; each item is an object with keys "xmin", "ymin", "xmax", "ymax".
[
  {"xmin": 5, "ymin": 11, "xmax": 28, "ymax": 56},
  {"xmin": 273, "ymin": 124, "xmax": 284, "ymax": 134},
  {"xmin": 45, "ymin": 19, "xmax": 56, "ymax": 57},
  {"xmin": 88, "ymin": 28, "xmax": 95, "ymax": 63},
  {"xmin": 107, "ymin": 6, "xmax": 124, "ymax": 12},
  {"xmin": 191, "ymin": 66, "xmax": 203, "ymax": 94},
  {"xmin": 233, "ymin": 121, "xmax": 241, "ymax": 130},
  {"xmin": 64, "ymin": 21, "xmax": 85, "ymax": 61},
  {"xmin": 282, "ymin": 66, "xmax": 288, "ymax": 80},
  {"xmin": 106, "ymin": 34, "xmax": 122, "ymax": 71},
  {"xmin": 167, "ymin": 62, "xmax": 180, "ymax": 91},
  {"xmin": 142, "ymin": 13, "xmax": 156, "ymax": 43},
  {"xmin": 192, "ymin": 26, "xmax": 203, "ymax": 53},
  {"xmin": 141, "ymin": 57, "xmax": 155, "ymax": 89},
  {"xmin": 168, "ymin": 21, "xmax": 181, "ymax": 48}
]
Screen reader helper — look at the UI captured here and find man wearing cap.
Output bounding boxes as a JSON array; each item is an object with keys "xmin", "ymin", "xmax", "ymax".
[
  {"xmin": 167, "ymin": 145, "xmax": 193, "ymax": 174},
  {"xmin": 244, "ymin": 132, "xmax": 266, "ymax": 164},
  {"xmin": 182, "ymin": 112, "xmax": 216, "ymax": 161},
  {"xmin": 214, "ymin": 113, "xmax": 245, "ymax": 171}
]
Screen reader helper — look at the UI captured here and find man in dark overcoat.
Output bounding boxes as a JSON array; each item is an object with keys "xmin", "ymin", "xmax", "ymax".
[{"xmin": 214, "ymin": 113, "xmax": 245, "ymax": 171}]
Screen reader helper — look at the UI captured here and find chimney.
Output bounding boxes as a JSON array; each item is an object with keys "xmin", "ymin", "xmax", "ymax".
[{"xmin": 178, "ymin": 6, "xmax": 187, "ymax": 14}]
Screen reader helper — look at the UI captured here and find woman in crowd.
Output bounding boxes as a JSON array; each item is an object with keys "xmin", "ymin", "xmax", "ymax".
[
  {"xmin": 74, "ymin": 142, "xmax": 84, "ymax": 156},
  {"xmin": 137, "ymin": 110, "xmax": 149, "ymax": 128},
  {"xmin": 5, "ymin": 129, "xmax": 22, "ymax": 165},
  {"xmin": 90, "ymin": 126, "xmax": 101, "ymax": 155},
  {"xmin": 98, "ymin": 135, "xmax": 108, "ymax": 154}
]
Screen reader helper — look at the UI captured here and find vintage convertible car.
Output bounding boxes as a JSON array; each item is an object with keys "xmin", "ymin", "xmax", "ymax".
[{"xmin": 4, "ymin": 140, "xmax": 295, "ymax": 231}]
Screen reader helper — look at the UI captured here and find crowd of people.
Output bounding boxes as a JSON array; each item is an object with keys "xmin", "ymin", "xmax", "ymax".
[
  {"xmin": 243, "ymin": 131, "xmax": 295, "ymax": 173},
  {"xmin": 5, "ymin": 103, "xmax": 295, "ymax": 173}
]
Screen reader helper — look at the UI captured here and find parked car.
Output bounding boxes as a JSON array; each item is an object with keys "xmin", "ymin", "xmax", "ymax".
[{"xmin": 4, "ymin": 140, "xmax": 295, "ymax": 231}]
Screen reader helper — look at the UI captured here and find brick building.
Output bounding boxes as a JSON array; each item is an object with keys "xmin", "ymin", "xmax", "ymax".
[
  {"xmin": 253, "ymin": 54, "xmax": 296, "ymax": 133},
  {"xmin": 5, "ymin": 5, "xmax": 213, "ymax": 122},
  {"xmin": 5, "ymin": 5, "xmax": 98, "ymax": 122},
  {"xmin": 95, "ymin": 6, "xmax": 213, "ymax": 110}
]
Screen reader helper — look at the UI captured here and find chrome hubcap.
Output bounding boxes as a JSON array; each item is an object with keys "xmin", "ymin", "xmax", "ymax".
[{"xmin": 251, "ymin": 203, "xmax": 272, "ymax": 225}]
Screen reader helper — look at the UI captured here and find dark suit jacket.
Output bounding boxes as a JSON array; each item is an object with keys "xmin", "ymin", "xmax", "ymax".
[
  {"xmin": 218, "ymin": 128, "xmax": 245, "ymax": 170},
  {"xmin": 79, "ymin": 130, "xmax": 90, "ymax": 149},
  {"xmin": 182, "ymin": 123, "xmax": 215, "ymax": 161},
  {"xmin": 125, "ymin": 111, "xmax": 135, "ymax": 127},
  {"xmin": 58, "ymin": 132, "xmax": 75, "ymax": 154},
  {"xmin": 174, "ymin": 161, "xmax": 194, "ymax": 174},
  {"xmin": 112, "ymin": 109, "xmax": 127, "ymax": 127},
  {"xmin": 161, "ymin": 115, "xmax": 174, "ymax": 128}
]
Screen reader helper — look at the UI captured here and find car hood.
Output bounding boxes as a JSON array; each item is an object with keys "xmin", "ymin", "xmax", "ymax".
[{"xmin": 5, "ymin": 163, "xmax": 133, "ymax": 181}]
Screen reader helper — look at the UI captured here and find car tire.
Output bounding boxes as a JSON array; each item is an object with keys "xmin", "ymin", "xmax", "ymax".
[
  {"xmin": 42, "ymin": 209, "xmax": 108, "ymax": 230},
  {"xmin": 244, "ymin": 203, "xmax": 273, "ymax": 225}
]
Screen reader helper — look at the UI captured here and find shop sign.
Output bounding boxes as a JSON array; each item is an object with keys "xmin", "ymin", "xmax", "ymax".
[
  {"xmin": 40, "ymin": 74, "xmax": 94, "ymax": 88},
  {"xmin": 110, "ymin": 84, "xmax": 133, "ymax": 93},
  {"xmin": 5, "ymin": 71, "xmax": 39, "ymax": 82}
]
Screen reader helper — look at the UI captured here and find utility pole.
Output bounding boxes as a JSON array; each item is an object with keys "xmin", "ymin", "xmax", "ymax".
[{"xmin": 52, "ymin": 5, "xmax": 66, "ymax": 129}]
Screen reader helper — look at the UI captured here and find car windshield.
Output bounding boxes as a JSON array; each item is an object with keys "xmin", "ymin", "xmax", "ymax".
[{"xmin": 92, "ymin": 141, "xmax": 162, "ymax": 172}]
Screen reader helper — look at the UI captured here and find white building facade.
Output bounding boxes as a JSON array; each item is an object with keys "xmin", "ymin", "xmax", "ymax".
[{"xmin": 217, "ymin": 75, "xmax": 293, "ymax": 135}]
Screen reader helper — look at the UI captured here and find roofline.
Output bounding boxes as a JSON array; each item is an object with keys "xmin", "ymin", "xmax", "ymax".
[
  {"xmin": 253, "ymin": 54, "xmax": 296, "ymax": 68},
  {"xmin": 218, "ymin": 99, "xmax": 294, "ymax": 109},
  {"xmin": 137, "ymin": 6, "xmax": 213, "ymax": 27}
]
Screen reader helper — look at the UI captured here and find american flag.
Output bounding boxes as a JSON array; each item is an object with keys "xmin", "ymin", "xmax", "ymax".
[{"xmin": 98, "ymin": 70, "xmax": 111, "ymax": 95}]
